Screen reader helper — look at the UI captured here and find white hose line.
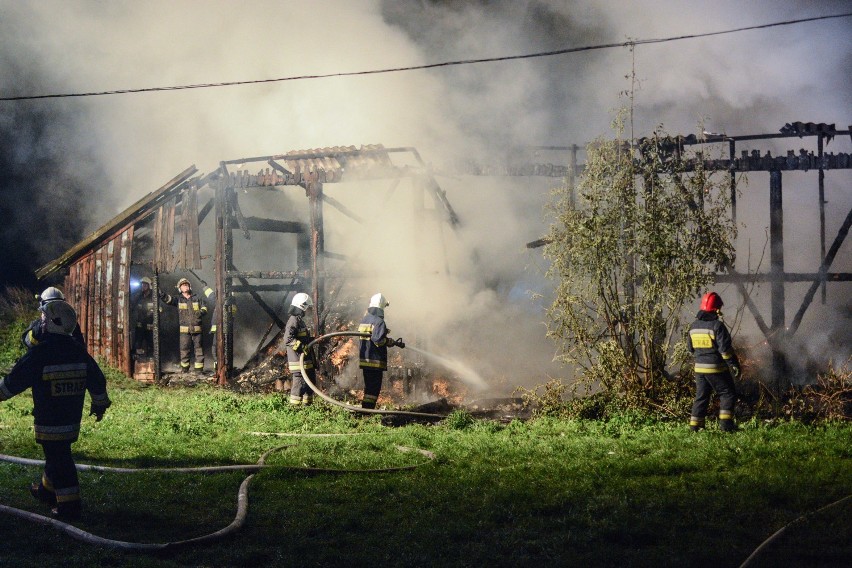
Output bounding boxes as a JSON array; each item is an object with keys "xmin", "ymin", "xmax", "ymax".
[
  {"xmin": 0, "ymin": 444, "xmax": 434, "ymax": 552},
  {"xmin": 739, "ymin": 494, "xmax": 852, "ymax": 568},
  {"xmin": 0, "ymin": 445, "xmax": 283, "ymax": 552},
  {"xmin": 299, "ymin": 331, "xmax": 446, "ymax": 419}
]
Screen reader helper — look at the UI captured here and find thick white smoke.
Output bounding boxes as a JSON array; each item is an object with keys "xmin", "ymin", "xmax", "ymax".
[{"xmin": 1, "ymin": 0, "xmax": 849, "ymax": 388}]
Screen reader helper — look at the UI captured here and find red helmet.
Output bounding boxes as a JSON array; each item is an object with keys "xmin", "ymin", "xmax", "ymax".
[{"xmin": 700, "ymin": 292, "xmax": 723, "ymax": 311}]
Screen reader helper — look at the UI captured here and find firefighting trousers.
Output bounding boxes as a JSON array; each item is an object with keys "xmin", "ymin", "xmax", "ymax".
[
  {"xmin": 691, "ymin": 372, "xmax": 737, "ymax": 425},
  {"xmin": 39, "ymin": 440, "xmax": 80, "ymax": 508},
  {"xmin": 210, "ymin": 331, "xmax": 217, "ymax": 366},
  {"xmin": 289, "ymin": 368, "xmax": 316, "ymax": 405},
  {"xmin": 179, "ymin": 333, "xmax": 204, "ymax": 370},
  {"xmin": 134, "ymin": 327, "xmax": 153, "ymax": 357},
  {"xmin": 362, "ymin": 368, "xmax": 384, "ymax": 409}
]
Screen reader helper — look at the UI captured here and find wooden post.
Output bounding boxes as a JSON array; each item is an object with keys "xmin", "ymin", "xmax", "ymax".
[
  {"xmin": 152, "ymin": 268, "xmax": 162, "ymax": 383},
  {"xmin": 214, "ymin": 172, "xmax": 228, "ymax": 386},
  {"xmin": 307, "ymin": 173, "xmax": 325, "ymax": 335},
  {"xmin": 817, "ymin": 134, "xmax": 826, "ymax": 303},
  {"xmin": 769, "ymin": 170, "xmax": 788, "ymax": 392}
]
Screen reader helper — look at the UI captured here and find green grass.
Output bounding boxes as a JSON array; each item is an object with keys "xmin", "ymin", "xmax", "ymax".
[{"xmin": 0, "ymin": 373, "xmax": 849, "ymax": 567}]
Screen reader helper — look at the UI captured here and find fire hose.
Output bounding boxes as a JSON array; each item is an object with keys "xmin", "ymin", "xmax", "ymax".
[
  {"xmin": 299, "ymin": 331, "xmax": 447, "ymax": 419},
  {"xmin": 0, "ymin": 441, "xmax": 434, "ymax": 552}
]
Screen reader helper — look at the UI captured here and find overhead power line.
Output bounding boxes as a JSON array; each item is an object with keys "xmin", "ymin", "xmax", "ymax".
[{"xmin": 1, "ymin": 12, "xmax": 849, "ymax": 102}]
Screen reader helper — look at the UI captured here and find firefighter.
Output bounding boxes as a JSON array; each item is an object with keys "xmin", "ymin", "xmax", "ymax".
[
  {"xmin": 160, "ymin": 277, "xmax": 208, "ymax": 373},
  {"xmin": 358, "ymin": 293, "xmax": 405, "ymax": 409},
  {"xmin": 199, "ymin": 280, "xmax": 234, "ymax": 373},
  {"xmin": 0, "ymin": 299, "xmax": 111, "ymax": 520},
  {"xmin": 201, "ymin": 282, "xmax": 218, "ymax": 371},
  {"xmin": 687, "ymin": 291, "xmax": 741, "ymax": 432},
  {"xmin": 21, "ymin": 287, "xmax": 85, "ymax": 350},
  {"xmin": 283, "ymin": 293, "xmax": 316, "ymax": 406},
  {"xmin": 131, "ymin": 277, "xmax": 156, "ymax": 358}
]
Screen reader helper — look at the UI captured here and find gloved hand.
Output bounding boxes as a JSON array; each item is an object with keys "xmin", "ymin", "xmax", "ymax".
[
  {"xmin": 728, "ymin": 362, "xmax": 741, "ymax": 379},
  {"xmin": 89, "ymin": 404, "xmax": 108, "ymax": 422},
  {"xmin": 158, "ymin": 289, "xmax": 166, "ymax": 300}
]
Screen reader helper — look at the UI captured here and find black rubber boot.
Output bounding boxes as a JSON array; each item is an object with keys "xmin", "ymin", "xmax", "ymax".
[
  {"xmin": 52, "ymin": 501, "xmax": 82, "ymax": 520},
  {"xmin": 719, "ymin": 419, "xmax": 738, "ymax": 433},
  {"xmin": 29, "ymin": 482, "xmax": 56, "ymax": 505}
]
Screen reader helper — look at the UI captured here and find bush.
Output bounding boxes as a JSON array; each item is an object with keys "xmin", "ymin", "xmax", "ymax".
[
  {"xmin": 782, "ymin": 359, "xmax": 851, "ymax": 423},
  {"xmin": 543, "ymin": 114, "xmax": 737, "ymax": 415}
]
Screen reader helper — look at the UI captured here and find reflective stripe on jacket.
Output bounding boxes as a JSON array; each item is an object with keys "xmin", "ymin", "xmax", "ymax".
[
  {"xmin": 284, "ymin": 314, "xmax": 314, "ymax": 371},
  {"xmin": 163, "ymin": 292, "xmax": 207, "ymax": 334},
  {"xmin": 688, "ymin": 311, "xmax": 738, "ymax": 374},
  {"xmin": 359, "ymin": 308, "xmax": 389, "ymax": 370},
  {"xmin": 0, "ymin": 334, "xmax": 109, "ymax": 443}
]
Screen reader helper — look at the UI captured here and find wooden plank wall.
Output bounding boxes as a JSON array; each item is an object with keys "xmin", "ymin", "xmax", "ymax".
[{"xmin": 64, "ymin": 227, "xmax": 134, "ymax": 376}]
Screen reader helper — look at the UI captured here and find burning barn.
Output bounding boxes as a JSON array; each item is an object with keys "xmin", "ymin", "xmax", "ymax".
[{"xmin": 34, "ymin": 144, "xmax": 463, "ymax": 395}]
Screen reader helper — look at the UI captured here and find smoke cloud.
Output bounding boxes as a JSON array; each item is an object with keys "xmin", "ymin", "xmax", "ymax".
[{"xmin": 0, "ymin": 1, "xmax": 849, "ymax": 388}]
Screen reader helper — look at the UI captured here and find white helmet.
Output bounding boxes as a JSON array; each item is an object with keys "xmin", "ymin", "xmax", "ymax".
[
  {"xmin": 140, "ymin": 277, "xmax": 152, "ymax": 286},
  {"xmin": 369, "ymin": 293, "xmax": 389, "ymax": 309},
  {"xmin": 42, "ymin": 300, "xmax": 77, "ymax": 336},
  {"xmin": 176, "ymin": 277, "xmax": 191, "ymax": 290},
  {"xmin": 291, "ymin": 292, "xmax": 313, "ymax": 311},
  {"xmin": 39, "ymin": 287, "xmax": 65, "ymax": 307}
]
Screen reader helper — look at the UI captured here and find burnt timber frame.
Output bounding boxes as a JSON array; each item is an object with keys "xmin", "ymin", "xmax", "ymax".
[
  {"xmin": 35, "ymin": 145, "xmax": 459, "ymax": 387},
  {"xmin": 211, "ymin": 146, "xmax": 459, "ymax": 385},
  {"xmin": 481, "ymin": 124, "xmax": 852, "ymax": 383}
]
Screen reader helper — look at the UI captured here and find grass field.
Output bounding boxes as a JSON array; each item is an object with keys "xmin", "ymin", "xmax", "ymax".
[{"xmin": 0, "ymin": 368, "xmax": 849, "ymax": 567}]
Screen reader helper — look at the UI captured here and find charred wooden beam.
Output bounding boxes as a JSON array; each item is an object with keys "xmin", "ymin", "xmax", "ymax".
[
  {"xmin": 308, "ymin": 173, "xmax": 326, "ymax": 335},
  {"xmin": 234, "ymin": 275, "xmax": 286, "ymax": 330},
  {"xmin": 789, "ymin": 204, "xmax": 852, "ymax": 334},
  {"xmin": 231, "ymin": 191, "xmax": 251, "ymax": 240},
  {"xmin": 716, "ymin": 272, "xmax": 852, "ymax": 283},
  {"xmin": 229, "ymin": 217, "xmax": 306, "ymax": 233},
  {"xmin": 231, "ymin": 284, "xmax": 303, "ymax": 293},
  {"xmin": 321, "ymin": 194, "xmax": 364, "ymax": 224},
  {"xmin": 197, "ymin": 198, "xmax": 214, "ymax": 226},
  {"xmin": 227, "ymin": 270, "xmax": 306, "ymax": 279}
]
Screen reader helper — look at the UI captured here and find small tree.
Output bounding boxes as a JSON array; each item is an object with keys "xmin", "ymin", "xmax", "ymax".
[{"xmin": 544, "ymin": 113, "xmax": 737, "ymax": 410}]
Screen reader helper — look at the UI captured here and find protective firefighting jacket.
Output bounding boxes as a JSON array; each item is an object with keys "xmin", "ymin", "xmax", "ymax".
[
  {"xmin": 687, "ymin": 311, "xmax": 739, "ymax": 374},
  {"xmin": 203, "ymin": 286, "xmax": 218, "ymax": 332},
  {"xmin": 162, "ymin": 292, "xmax": 207, "ymax": 334},
  {"xmin": 22, "ymin": 318, "xmax": 86, "ymax": 350},
  {"xmin": 0, "ymin": 333, "xmax": 110, "ymax": 443},
  {"xmin": 284, "ymin": 309, "xmax": 314, "ymax": 371},
  {"xmin": 132, "ymin": 289, "xmax": 156, "ymax": 330},
  {"xmin": 359, "ymin": 307, "xmax": 390, "ymax": 370}
]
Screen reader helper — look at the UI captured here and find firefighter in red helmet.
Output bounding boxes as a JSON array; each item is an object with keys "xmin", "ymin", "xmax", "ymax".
[{"xmin": 687, "ymin": 291, "xmax": 741, "ymax": 432}]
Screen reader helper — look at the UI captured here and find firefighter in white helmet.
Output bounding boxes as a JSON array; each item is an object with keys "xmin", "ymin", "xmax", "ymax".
[
  {"xmin": 160, "ymin": 277, "xmax": 208, "ymax": 373},
  {"xmin": 283, "ymin": 293, "xmax": 316, "ymax": 405},
  {"xmin": 22, "ymin": 287, "xmax": 85, "ymax": 350},
  {"xmin": 1, "ymin": 299, "xmax": 110, "ymax": 520},
  {"xmin": 357, "ymin": 293, "xmax": 405, "ymax": 409},
  {"xmin": 131, "ymin": 277, "xmax": 156, "ymax": 359}
]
